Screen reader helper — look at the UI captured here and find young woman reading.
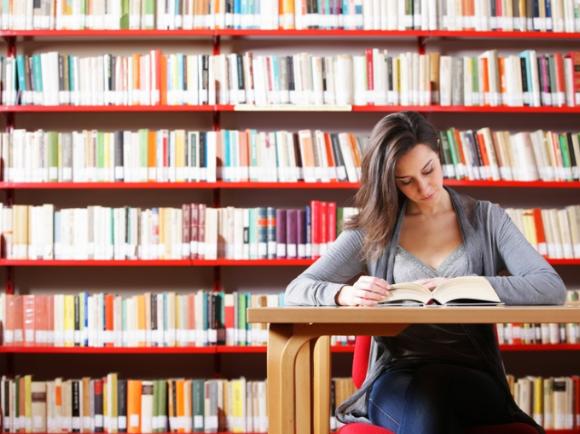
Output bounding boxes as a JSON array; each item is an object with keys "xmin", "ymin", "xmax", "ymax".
[{"xmin": 285, "ymin": 112, "xmax": 566, "ymax": 434}]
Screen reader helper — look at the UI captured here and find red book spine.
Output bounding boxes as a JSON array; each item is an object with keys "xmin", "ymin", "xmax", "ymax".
[
  {"xmin": 310, "ymin": 200, "xmax": 320, "ymax": 258},
  {"xmin": 22, "ymin": 294, "xmax": 35, "ymax": 344},
  {"xmin": 365, "ymin": 48, "xmax": 373, "ymax": 103},
  {"xmin": 328, "ymin": 202, "xmax": 337, "ymax": 244},
  {"xmin": 320, "ymin": 201, "xmax": 328, "ymax": 255},
  {"xmin": 554, "ymin": 52, "xmax": 566, "ymax": 105}
]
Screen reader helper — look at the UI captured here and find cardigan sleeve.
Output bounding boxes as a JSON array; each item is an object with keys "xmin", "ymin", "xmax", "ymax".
[
  {"xmin": 284, "ymin": 229, "xmax": 367, "ymax": 306},
  {"xmin": 484, "ymin": 203, "xmax": 567, "ymax": 305}
]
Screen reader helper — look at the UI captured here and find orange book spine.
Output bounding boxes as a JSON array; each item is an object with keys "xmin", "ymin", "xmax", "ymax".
[
  {"xmin": 453, "ymin": 128, "xmax": 468, "ymax": 168},
  {"xmin": 481, "ymin": 57, "xmax": 490, "ymax": 106},
  {"xmin": 147, "ymin": 131, "xmax": 156, "ymax": 181},
  {"xmin": 159, "ymin": 52, "xmax": 167, "ymax": 106},
  {"xmin": 176, "ymin": 379, "xmax": 185, "ymax": 433},
  {"xmin": 475, "ymin": 130, "xmax": 491, "ymax": 169},
  {"xmin": 105, "ymin": 294, "xmax": 114, "ymax": 347},
  {"xmin": 127, "ymin": 380, "xmax": 142, "ymax": 433},
  {"xmin": 132, "ymin": 53, "xmax": 141, "ymax": 102},
  {"xmin": 532, "ymin": 208, "xmax": 547, "ymax": 256},
  {"xmin": 323, "ymin": 132, "xmax": 337, "ymax": 181}
]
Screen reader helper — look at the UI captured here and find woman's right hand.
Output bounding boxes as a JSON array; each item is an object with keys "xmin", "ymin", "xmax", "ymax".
[{"xmin": 335, "ymin": 276, "xmax": 391, "ymax": 306}]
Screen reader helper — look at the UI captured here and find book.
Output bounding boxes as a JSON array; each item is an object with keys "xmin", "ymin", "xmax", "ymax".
[{"xmin": 379, "ymin": 276, "xmax": 502, "ymax": 306}]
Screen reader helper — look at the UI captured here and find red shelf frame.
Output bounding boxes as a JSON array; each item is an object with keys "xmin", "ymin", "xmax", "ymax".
[
  {"xmin": 0, "ymin": 259, "xmax": 317, "ymax": 266},
  {"xmin": 3, "ymin": 29, "xmax": 580, "ymax": 39},
  {"xmin": 0, "ymin": 180, "xmax": 579, "ymax": 190},
  {"xmin": 4, "ymin": 104, "xmax": 580, "ymax": 113},
  {"xmin": 2, "ymin": 344, "xmax": 580, "ymax": 354},
  {"xmin": 0, "ymin": 105, "xmax": 231, "ymax": 112},
  {"xmin": 0, "ymin": 181, "xmax": 360, "ymax": 190},
  {"xmin": 0, "ymin": 258, "xmax": 576, "ymax": 266}
]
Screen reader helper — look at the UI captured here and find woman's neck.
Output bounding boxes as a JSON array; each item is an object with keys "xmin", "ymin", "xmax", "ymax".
[{"xmin": 405, "ymin": 189, "xmax": 453, "ymax": 217}]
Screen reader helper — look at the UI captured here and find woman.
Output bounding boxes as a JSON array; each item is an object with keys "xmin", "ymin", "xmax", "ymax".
[{"xmin": 285, "ymin": 112, "xmax": 566, "ymax": 434}]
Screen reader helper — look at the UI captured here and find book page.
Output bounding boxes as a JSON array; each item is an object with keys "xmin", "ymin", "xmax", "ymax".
[{"xmin": 433, "ymin": 276, "xmax": 501, "ymax": 305}]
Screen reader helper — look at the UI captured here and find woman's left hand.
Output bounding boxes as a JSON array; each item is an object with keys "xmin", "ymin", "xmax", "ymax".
[{"xmin": 413, "ymin": 277, "xmax": 451, "ymax": 291}]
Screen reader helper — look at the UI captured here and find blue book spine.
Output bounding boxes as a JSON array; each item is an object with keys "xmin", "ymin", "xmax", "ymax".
[
  {"xmin": 83, "ymin": 293, "xmax": 89, "ymax": 346},
  {"xmin": 15, "ymin": 55, "xmax": 26, "ymax": 96},
  {"xmin": 224, "ymin": 130, "xmax": 231, "ymax": 180}
]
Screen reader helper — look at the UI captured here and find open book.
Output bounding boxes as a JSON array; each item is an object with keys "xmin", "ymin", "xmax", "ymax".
[{"xmin": 379, "ymin": 276, "xmax": 502, "ymax": 306}]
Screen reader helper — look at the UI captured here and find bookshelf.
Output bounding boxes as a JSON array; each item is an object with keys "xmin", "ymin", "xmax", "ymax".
[{"xmin": 2, "ymin": 17, "xmax": 580, "ymax": 434}]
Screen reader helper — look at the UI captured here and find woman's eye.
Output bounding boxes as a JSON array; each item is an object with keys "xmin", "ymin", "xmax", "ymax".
[
  {"xmin": 423, "ymin": 168, "xmax": 433, "ymax": 175},
  {"xmin": 400, "ymin": 179, "xmax": 412, "ymax": 186}
]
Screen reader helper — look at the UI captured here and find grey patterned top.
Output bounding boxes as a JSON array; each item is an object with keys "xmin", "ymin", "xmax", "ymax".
[{"xmin": 390, "ymin": 244, "xmax": 480, "ymax": 366}]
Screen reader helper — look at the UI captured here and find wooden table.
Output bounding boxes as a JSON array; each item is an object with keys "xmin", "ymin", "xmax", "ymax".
[{"xmin": 247, "ymin": 305, "xmax": 580, "ymax": 434}]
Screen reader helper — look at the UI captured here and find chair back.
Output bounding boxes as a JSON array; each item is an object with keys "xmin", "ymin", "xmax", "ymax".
[{"xmin": 352, "ymin": 335, "xmax": 372, "ymax": 388}]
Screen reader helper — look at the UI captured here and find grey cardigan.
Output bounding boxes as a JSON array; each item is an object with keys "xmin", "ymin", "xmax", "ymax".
[{"xmin": 285, "ymin": 188, "xmax": 566, "ymax": 432}]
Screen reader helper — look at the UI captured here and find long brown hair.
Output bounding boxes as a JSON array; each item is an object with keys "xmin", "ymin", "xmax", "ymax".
[{"xmin": 346, "ymin": 111, "xmax": 440, "ymax": 260}]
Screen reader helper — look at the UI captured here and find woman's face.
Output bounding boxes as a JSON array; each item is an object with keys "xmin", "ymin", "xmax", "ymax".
[{"xmin": 394, "ymin": 143, "xmax": 444, "ymax": 204}]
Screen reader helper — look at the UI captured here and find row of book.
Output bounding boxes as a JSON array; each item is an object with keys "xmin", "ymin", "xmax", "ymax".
[
  {"xmin": 504, "ymin": 206, "xmax": 580, "ymax": 260},
  {"xmin": 5, "ymin": 286, "xmax": 580, "ymax": 347},
  {"xmin": 2, "ymin": 373, "xmax": 579, "ymax": 433},
  {"xmin": 0, "ymin": 291, "xmax": 283, "ymax": 347},
  {"xmin": 497, "ymin": 323, "xmax": 580, "ymax": 345},
  {"xmin": 4, "ymin": 0, "xmax": 580, "ymax": 32},
  {"xmin": 0, "ymin": 375, "xmax": 268, "ymax": 433},
  {"xmin": 508, "ymin": 375, "xmax": 580, "ymax": 430},
  {"xmin": 439, "ymin": 128, "xmax": 580, "ymax": 182},
  {"xmin": 2, "ymin": 129, "xmax": 366, "ymax": 183},
  {"xmin": 0, "ymin": 203, "xmax": 578, "ymax": 261},
  {"xmin": 0, "ymin": 202, "xmax": 358, "ymax": 260},
  {"xmin": 3, "ymin": 49, "xmax": 580, "ymax": 107},
  {"xmin": 5, "ymin": 126, "xmax": 580, "ymax": 183},
  {"xmin": 4, "ymin": 282, "xmax": 580, "ymax": 348}
]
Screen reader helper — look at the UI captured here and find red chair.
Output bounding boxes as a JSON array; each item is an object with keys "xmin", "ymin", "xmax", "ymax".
[{"xmin": 337, "ymin": 336, "xmax": 539, "ymax": 434}]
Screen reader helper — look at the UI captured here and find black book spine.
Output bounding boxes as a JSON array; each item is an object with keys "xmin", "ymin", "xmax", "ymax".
[
  {"xmin": 520, "ymin": 56, "xmax": 529, "ymax": 106},
  {"xmin": 287, "ymin": 56, "xmax": 295, "ymax": 92},
  {"xmin": 3, "ymin": 378, "xmax": 9, "ymax": 432},
  {"xmin": 117, "ymin": 379, "xmax": 127, "ymax": 433},
  {"xmin": 236, "ymin": 54, "xmax": 244, "ymax": 95},
  {"xmin": 566, "ymin": 132, "xmax": 578, "ymax": 178},
  {"xmin": 72, "ymin": 380, "xmax": 80, "ymax": 432}
]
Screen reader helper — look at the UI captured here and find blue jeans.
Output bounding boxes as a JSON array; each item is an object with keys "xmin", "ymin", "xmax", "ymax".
[{"xmin": 367, "ymin": 363, "xmax": 518, "ymax": 434}]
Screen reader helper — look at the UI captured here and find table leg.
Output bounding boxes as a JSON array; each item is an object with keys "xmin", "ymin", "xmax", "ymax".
[
  {"xmin": 268, "ymin": 323, "xmax": 315, "ymax": 434},
  {"xmin": 313, "ymin": 336, "xmax": 330, "ymax": 434}
]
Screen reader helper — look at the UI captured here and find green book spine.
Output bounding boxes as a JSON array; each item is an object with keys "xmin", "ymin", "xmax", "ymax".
[
  {"xmin": 471, "ymin": 57, "xmax": 479, "ymax": 104},
  {"xmin": 120, "ymin": 0, "xmax": 130, "ymax": 29},
  {"xmin": 336, "ymin": 207, "xmax": 344, "ymax": 236},
  {"xmin": 445, "ymin": 129, "xmax": 460, "ymax": 179},
  {"xmin": 559, "ymin": 134, "xmax": 572, "ymax": 178},
  {"xmin": 192, "ymin": 379, "xmax": 204, "ymax": 432}
]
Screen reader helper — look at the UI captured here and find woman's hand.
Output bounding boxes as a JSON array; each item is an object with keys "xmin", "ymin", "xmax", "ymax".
[
  {"xmin": 413, "ymin": 277, "xmax": 451, "ymax": 291},
  {"xmin": 336, "ymin": 276, "xmax": 391, "ymax": 306}
]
